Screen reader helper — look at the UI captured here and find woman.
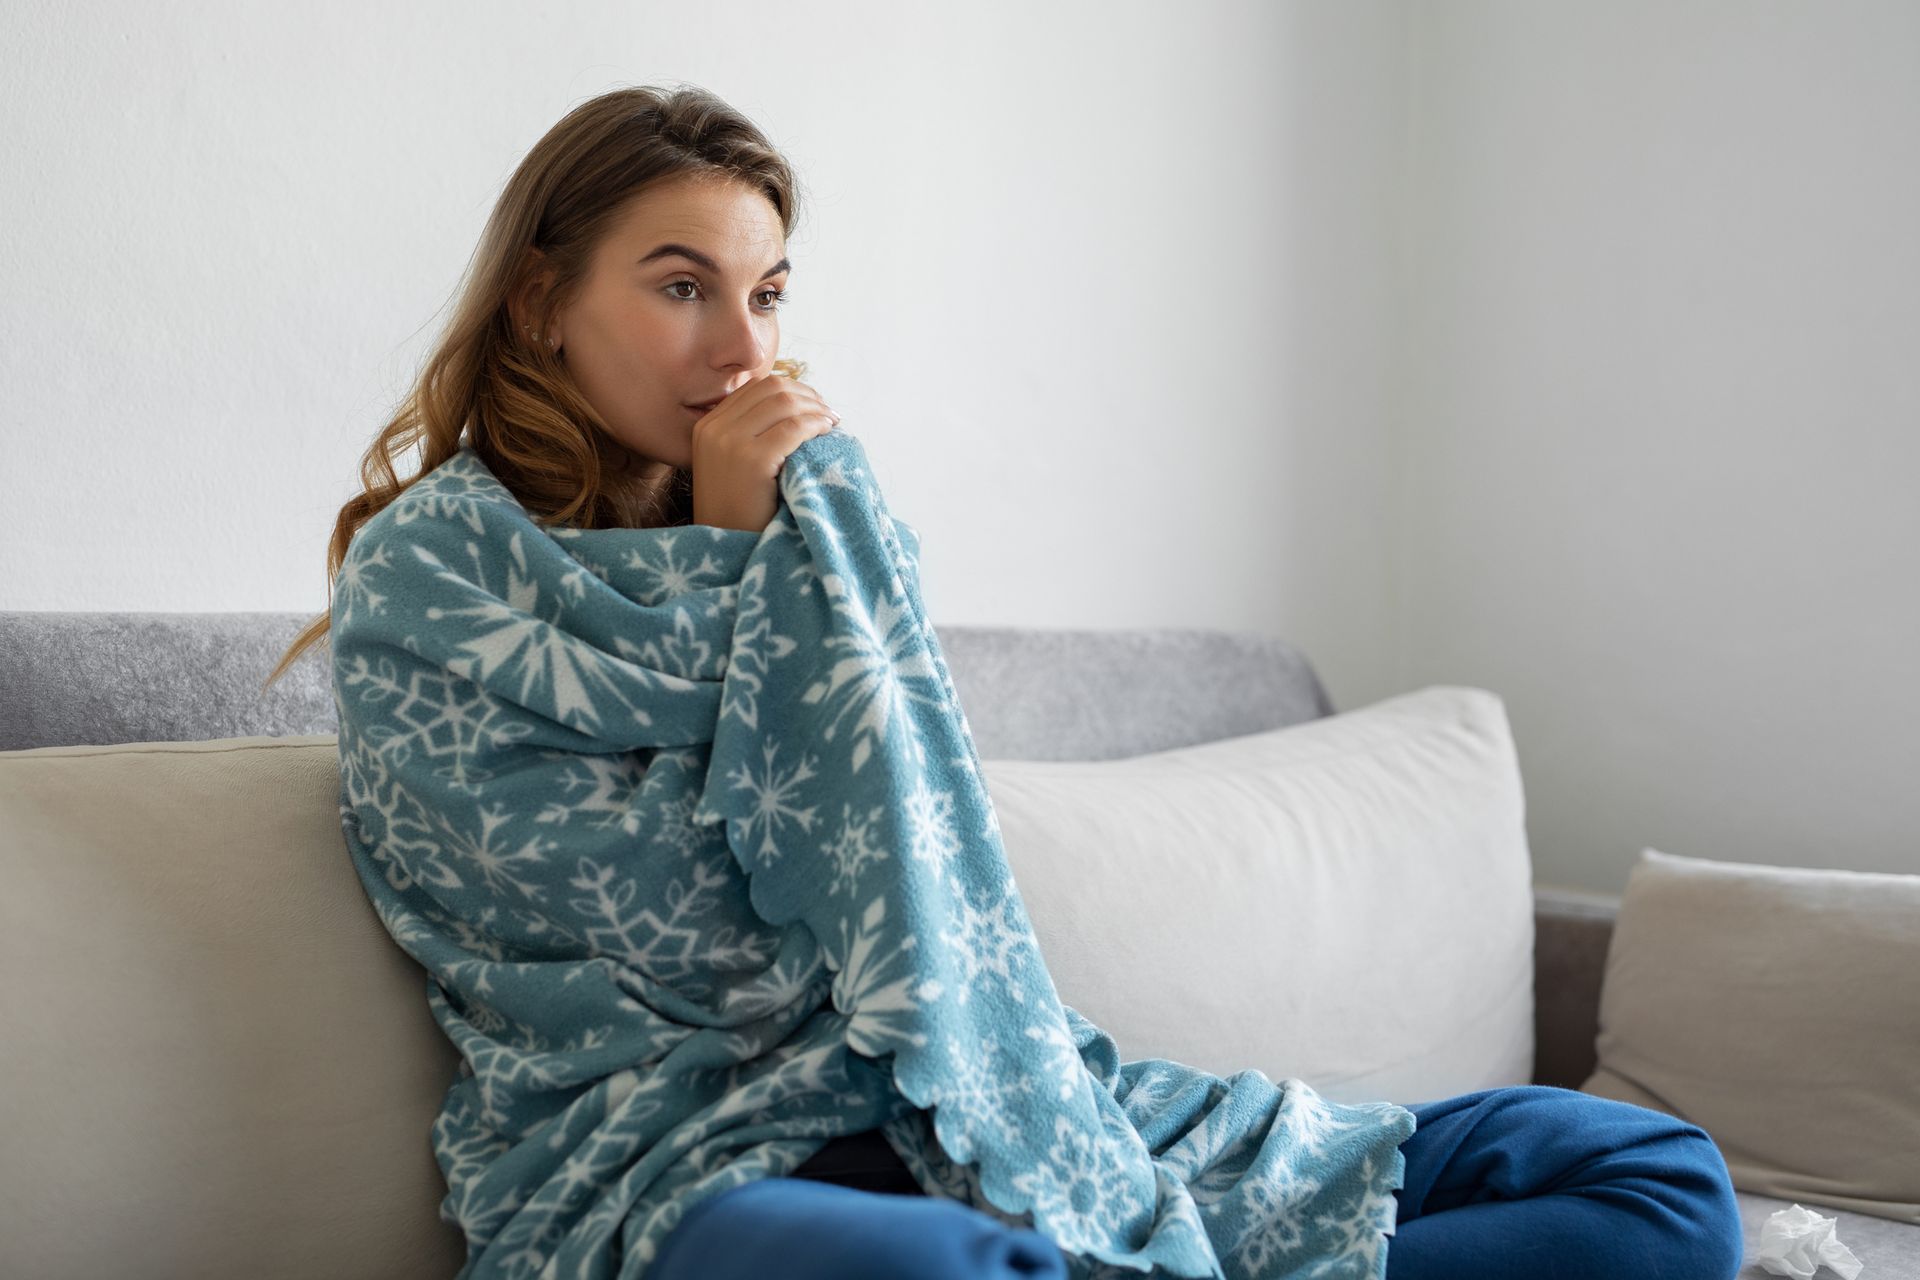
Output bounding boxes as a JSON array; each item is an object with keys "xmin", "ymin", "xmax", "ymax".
[{"xmin": 269, "ymin": 85, "xmax": 1745, "ymax": 1280}]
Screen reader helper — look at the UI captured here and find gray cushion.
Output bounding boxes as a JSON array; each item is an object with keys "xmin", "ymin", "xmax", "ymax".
[{"xmin": 0, "ymin": 613, "xmax": 1338, "ymax": 756}]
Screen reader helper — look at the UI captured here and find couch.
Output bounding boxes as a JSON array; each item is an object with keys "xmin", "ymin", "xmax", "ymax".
[{"xmin": 2, "ymin": 610, "xmax": 1911, "ymax": 1279}]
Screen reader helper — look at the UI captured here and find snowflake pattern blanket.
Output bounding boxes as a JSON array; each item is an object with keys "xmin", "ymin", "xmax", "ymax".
[{"xmin": 330, "ymin": 431, "xmax": 1416, "ymax": 1280}]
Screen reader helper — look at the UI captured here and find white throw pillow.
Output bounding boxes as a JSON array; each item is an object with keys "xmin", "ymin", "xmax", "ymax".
[
  {"xmin": 981, "ymin": 684, "xmax": 1535, "ymax": 1108},
  {"xmin": 1581, "ymin": 847, "xmax": 1920, "ymax": 1224}
]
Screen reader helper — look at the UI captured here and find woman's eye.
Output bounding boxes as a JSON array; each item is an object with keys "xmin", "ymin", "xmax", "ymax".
[{"xmin": 666, "ymin": 280, "xmax": 789, "ymax": 311}]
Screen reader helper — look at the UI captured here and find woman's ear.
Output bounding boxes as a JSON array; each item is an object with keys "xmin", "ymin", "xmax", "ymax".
[{"xmin": 511, "ymin": 252, "xmax": 561, "ymax": 348}]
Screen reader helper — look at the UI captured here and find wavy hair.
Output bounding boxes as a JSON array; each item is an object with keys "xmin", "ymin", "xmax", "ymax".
[{"xmin": 264, "ymin": 84, "xmax": 807, "ymax": 691}]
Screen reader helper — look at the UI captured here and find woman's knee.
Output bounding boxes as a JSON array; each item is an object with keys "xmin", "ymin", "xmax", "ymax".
[
  {"xmin": 1429, "ymin": 1087, "xmax": 1745, "ymax": 1278},
  {"xmin": 1555, "ymin": 1094, "xmax": 1745, "ymax": 1280},
  {"xmin": 1639, "ymin": 1122, "xmax": 1745, "ymax": 1280}
]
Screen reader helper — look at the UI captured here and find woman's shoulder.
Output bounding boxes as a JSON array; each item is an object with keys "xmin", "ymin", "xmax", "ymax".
[
  {"xmin": 397, "ymin": 448, "xmax": 528, "ymax": 523},
  {"xmin": 332, "ymin": 451, "xmax": 542, "ymax": 645},
  {"xmin": 349, "ymin": 449, "xmax": 532, "ymax": 557}
]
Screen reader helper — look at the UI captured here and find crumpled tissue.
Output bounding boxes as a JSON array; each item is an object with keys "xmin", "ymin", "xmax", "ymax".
[{"xmin": 1752, "ymin": 1203, "xmax": 1863, "ymax": 1279}]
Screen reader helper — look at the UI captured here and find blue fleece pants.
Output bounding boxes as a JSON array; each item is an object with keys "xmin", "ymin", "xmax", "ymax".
[{"xmin": 645, "ymin": 1084, "xmax": 1745, "ymax": 1279}]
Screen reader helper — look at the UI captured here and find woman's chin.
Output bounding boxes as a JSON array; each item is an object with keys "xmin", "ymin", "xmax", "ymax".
[{"xmin": 603, "ymin": 436, "xmax": 685, "ymax": 475}]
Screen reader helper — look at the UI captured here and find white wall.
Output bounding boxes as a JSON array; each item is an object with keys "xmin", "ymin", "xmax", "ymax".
[
  {"xmin": 3, "ymin": 2, "xmax": 1912, "ymax": 896},
  {"xmin": 0, "ymin": 0, "xmax": 1400, "ymax": 696},
  {"xmin": 1396, "ymin": 1, "xmax": 1920, "ymax": 893}
]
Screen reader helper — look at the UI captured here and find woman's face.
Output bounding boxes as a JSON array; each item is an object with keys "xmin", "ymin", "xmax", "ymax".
[{"xmin": 535, "ymin": 174, "xmax": 790, "ymax": 475}]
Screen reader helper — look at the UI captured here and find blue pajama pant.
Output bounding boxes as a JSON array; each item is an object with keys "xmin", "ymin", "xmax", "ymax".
[{"xmin": 646, "ymin": 1085, "xmax": 1745, "ymax": 1280}]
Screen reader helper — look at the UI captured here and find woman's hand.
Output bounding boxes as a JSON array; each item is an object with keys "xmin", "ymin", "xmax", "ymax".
[{"xmin": 690, "ymin": 371, "xmax": 840, "ymax": 532}]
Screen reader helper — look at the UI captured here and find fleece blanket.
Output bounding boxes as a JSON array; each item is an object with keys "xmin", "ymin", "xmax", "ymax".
[{"xmin": 330, "ymin": 428, "xmax": 1416, "ymax": 1280}]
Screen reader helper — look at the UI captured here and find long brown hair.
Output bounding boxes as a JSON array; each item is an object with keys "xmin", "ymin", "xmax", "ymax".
[{"xmin": 264, "ymin": 84, "xmax": 808, "ymax": 692}]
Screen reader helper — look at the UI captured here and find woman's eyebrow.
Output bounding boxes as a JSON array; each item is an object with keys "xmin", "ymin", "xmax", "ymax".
[{"xmin": 638, "ymin": 243, "xmax": 790, "ymax": 280}]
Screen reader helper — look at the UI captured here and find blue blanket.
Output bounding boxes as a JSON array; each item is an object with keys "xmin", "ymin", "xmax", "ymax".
[{"xmin": 331, "ymin": 430, "xmax": 1416, "ymax": 1280}]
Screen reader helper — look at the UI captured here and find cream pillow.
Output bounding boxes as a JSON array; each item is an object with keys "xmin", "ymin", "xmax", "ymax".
[
  {"xmin": 0, "ymin": 736, "xmax": 465, "ymax": 1280},
  {"xmin": 982, "ymin": 684, "xmax": 1536, "ymax": 1108},
  {"xmin": 1581, "ymin": 847, "xmax": 1920, "ymax": 1224}
]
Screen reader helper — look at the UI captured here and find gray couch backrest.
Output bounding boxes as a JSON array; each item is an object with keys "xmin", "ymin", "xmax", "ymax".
[{"xmin": 0, "ymin": 612, "xmax": 1337, "ymax": 758}]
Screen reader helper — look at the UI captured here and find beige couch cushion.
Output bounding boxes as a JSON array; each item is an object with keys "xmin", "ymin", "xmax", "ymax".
[
  {"xmin": 1581, "ymin": 847, "xmax": 1920, "ymax": 1225},
  {"xmin": 0, "ymin": 737, "xmax": 464, "ymax": 1280},
  {"xmin": 0, "ymin": 685, "xmax": 1531, "ymax": 1276},
  {"xmin": 984, "ymin": 684, "xmax": 1536, "ymax": 1108}
]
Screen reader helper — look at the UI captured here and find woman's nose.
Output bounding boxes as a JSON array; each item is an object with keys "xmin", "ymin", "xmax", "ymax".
[{"xmin": 706, "ymin": 305, "xmax": 768, "ymax": 369}]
